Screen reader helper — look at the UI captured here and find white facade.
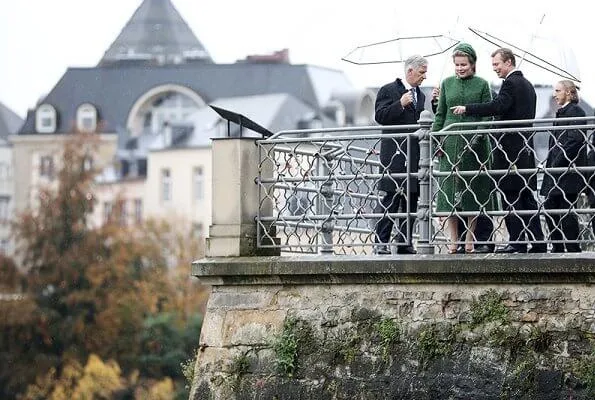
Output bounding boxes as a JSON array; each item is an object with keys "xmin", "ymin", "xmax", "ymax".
[
  {"xmin": 144, "ymin": 147, "xmax": 212, "ymax": 236},
  {"xmin": 91, "ymin": 178, "xmax": 146, "ymax": 229},
  {"xmin": 0, "ymin": 142, "xmax": 13, "ymax": 255}
]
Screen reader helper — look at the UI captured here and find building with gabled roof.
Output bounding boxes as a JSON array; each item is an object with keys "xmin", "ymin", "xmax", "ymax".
[
  {"xmin": 12, "ymin": 0, "xmax": 373, "ymax": 234},
  {"xmin": 0, "ymin": 102, "xmax": 21, "ymax": 255}
]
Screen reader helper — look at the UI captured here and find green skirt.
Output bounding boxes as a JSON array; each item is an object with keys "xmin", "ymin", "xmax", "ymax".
[{"xmin": 435, "ymin": 133, "xmax": 499, "ymax": 212}]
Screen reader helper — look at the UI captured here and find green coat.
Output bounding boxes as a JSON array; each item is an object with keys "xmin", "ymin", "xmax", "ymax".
[{"xmin": 432, "ymin": 75, "xmax": 497, "ymax": 212}]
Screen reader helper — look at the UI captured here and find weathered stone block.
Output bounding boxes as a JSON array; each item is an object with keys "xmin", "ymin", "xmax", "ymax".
[{"xmin": 222, "ymin": 309, "xmax": 286, "ymax": 346}]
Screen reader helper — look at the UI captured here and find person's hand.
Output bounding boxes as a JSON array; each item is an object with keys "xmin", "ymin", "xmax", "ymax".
[
  {"xmin": 451, "ymin": 106, "xmax": 466, "ymax": 115},
  {"xmin": 431, "ymin": 87, "xmax": 440, "ymax": 101},
  {"xmin": 400, "ymin": 91, "xmax": 414, "ymax": 107}
]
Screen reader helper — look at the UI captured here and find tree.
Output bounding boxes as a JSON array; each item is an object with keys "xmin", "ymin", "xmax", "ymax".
[{"xmin": 1, "ymin": 133, "xmax": 207, "ymax": 398}]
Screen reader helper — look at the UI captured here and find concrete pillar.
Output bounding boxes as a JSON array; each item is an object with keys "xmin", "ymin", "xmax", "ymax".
[{"xmin": 205, "ymin": 137, "xmax": 279, "ymax": 257}]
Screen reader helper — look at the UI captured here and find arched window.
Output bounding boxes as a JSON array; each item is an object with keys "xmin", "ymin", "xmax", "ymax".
[
  {"xmin": 35, "ymin": 104, "xmax": 57, "ymax": 133},
  {"xmin": 356, "ymin": 93, "xmax": 375, "ymax": 125},
  {"xmin": 76, "ymin": 103, "xmax": 98, "ymax": 132},
  {"xmin": 126, "ymin": 85, "xmax": 205, "ymax": 138}
]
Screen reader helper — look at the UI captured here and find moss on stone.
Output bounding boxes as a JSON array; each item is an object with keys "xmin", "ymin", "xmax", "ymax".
[
  {"xmin": 527, "ymin": 326, "xmax": 552, "ymax": 353},
  {"xmin": 273, "ymin": 317, "xmax": 299, "ymax": 376},
  {"xmin": 229, "ymin": 353, "xmax": 250, "ymax": 377},
  {"xmin": 470, "ymin": 289, "xmax": 510, "ymax": 327},
  {"xmin": 272, "ymin": 317, "xmax": 317, "ymax": 377},
  {"xmin": 375, "ymin": 318, "xmax": 400, "ymax": 361},
  {"xmin": 416, "ymin": 323, "xmax": 456, "ymax": 369},
  {"xmin": 568, "ymin": 346, "xmax": 595, "ymax": 395}
]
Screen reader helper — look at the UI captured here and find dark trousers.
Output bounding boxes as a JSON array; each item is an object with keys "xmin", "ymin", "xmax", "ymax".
[
  {"xmin": 457, "ymin": 214, "xmax": 494, "ymax": 250},
  {"xmin": 375, "ymin": 191, "xmax": 418, "ymax": 247},
  {"xmin": 502, "ymin": 188, "xmax": 544, "ymax": 250},
  {"xmin": 544, "ymin": 193, "xmax": 581, "ymax": 252}
]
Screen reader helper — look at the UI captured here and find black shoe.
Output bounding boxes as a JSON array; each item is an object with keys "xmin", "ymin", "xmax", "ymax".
[
  {"xmin": 376, "ymin": 245, "xmax": 391, "ymax": 255},
  {"xmin": 495, "ymin": 245, "xmax": 526, "ymax": 254},
  {"xmin": 396, "ymin": 246, "xmax": 417, "ymax": 255},
  {"xmin": 472, "ymin": 244, "xmax": 492, "ymax": 254},
  {"xmin": 455, "ymin": 245, "xmax": 466, "ymax": 254},
  {"xmin": 528, "ymin": 245, "xmax": 547, "ymax": 253}
]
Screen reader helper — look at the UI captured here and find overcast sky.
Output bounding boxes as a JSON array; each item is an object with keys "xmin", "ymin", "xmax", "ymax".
[{"xmin": 0, "ymin": 0, "xmax": 591, "ymax": 118}]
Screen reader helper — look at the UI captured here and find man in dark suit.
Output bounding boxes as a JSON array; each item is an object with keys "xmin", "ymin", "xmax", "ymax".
[
  {"xmin": 452, "ymin": 48, "xmax": 546, "ymax": 253},
  {"xmin": 374, "ymin": 55, "xmax": 428, "ymax": 255}
]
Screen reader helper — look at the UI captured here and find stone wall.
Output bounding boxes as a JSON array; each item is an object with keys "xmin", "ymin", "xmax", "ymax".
[{"xmin": 189, "ymin": 256, "xmax": 595, "ymax": 400}]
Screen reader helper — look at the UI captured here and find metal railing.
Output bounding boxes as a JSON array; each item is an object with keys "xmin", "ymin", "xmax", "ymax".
[{"xmin": 256, "ymin": 113, "xmax": 595, "ymax": 255}]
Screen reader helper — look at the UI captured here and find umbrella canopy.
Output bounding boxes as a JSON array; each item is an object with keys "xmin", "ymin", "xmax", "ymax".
[
  {"xmin": 468, "ymin": 26, "xmax": 581, "ymax": 83},
  {"xmin": 341, "ymin": 34, "xmax": 460, "ymax": 65}
]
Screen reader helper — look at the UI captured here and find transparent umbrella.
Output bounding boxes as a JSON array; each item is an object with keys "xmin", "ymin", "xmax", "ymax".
[
  {"xmin": 468, "ymin": 26, "xmax": 581, "ymax": 83},
  {"xmin": 341, "ymin": 34, "xmax": 460, "ymax": 65}
]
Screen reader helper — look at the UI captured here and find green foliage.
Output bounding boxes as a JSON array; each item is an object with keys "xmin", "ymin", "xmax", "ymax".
[
  {"xmin": 273, "ymin": 318, "xmax": 299, "ymax": 376},
  {"xmin": 1, "ymin": 134, "xmax": 206, "ymax": 398},
  {"xmin": 470, "ymin": 289, "xmax": 510, "ymax": 327},
  {"xmin": 500, "ymin": 357, "xmax": 539, "ymax": 399},
  {"xmin": 140, "ymin": 312, "xmax": 203, "ymax": 379},
  {"xmin": 181, "ymin": 352, "xmax": 197, "ymax": 390},
  {"xmin": 229, "ymin": 353, "xmax": 250, "ymax": 377},
  {"xmin": 569, "ymin": 348, "xmax": 595, "ymax": 395},
  {"xmin": 416, "ymin": 324, "xmax": 455, "ymax": 369},
  {"xmin": 375, "ymin": 318, "xmax": 400, "ymax": 360},
  {"xmin": 527, "ymin": 326, "xmax": 552, "ymax": 353},
  {"xmin": 329, "ymin": 328, "xmax": 362, "ymax": 365}
]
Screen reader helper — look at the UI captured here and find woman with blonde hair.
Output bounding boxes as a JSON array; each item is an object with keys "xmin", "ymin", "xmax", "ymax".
[{"xmin": 540, "ymin": 79, "xmax": 587, "ymax": 252}]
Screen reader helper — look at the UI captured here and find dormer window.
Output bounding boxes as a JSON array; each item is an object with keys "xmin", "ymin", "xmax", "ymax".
[
  {"xmin": 76, "ymin": 103, "xmax": 97, "ymax": 132},
  {"xmin": 35, "ymin": 104, "xmax": 57, "ymax": 133}
]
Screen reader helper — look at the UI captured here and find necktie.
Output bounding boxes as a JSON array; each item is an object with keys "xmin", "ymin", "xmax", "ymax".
[{"xmin": 410, "ymin": 88, "xmax": 417, "ymax": 108}]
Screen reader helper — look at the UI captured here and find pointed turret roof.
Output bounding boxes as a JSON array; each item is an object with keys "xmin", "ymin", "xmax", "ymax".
[{"xmin": 99, "ymin": 0, "xmax": 213, "ymax": 66}]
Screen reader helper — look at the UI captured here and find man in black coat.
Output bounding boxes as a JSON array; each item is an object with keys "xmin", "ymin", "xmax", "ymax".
[
  {"xmin": 452, "ymin": 48, "xmax": 546, "ymax": 253},
  {"xmin": 374, "ymin": 55, "xmax": 428, "ymax": 254}
]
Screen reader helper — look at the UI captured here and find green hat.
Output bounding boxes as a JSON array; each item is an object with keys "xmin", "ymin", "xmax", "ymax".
[{"xmin": 453, "ymin": 42, "xmax": 477, "ymax": 64}]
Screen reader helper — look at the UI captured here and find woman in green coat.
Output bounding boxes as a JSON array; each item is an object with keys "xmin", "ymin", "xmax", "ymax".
[{"xmin": 432, "ymin": 43, "xmax": 496, "ymax": 253}]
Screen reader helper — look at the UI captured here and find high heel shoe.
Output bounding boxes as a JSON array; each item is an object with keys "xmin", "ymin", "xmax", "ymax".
[{"xmin": 448, "ymin": 245, "xmax": 464, "ymax": 254}]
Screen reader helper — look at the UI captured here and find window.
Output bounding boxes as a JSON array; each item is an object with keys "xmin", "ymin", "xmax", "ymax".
[
  {"xmin": 39, "ymin": 155, "xmax": 55, "ymax": 179},
  {"xmin": 103, "ymin": 201, "xmax": 113, "ymax": 224},
  {"xmin": 161, "ymin": 169, "xmax": 171, "ymax": 202},
  {"xmin": 143, "ymin": 91, "xmax": 200, "ymax": 135},
  {"xmin": 76, "ymin": 103, "xmax": 97, "ymax": 132},
  {"xmin": 0, "ymin": 162, "xmax": 10, "ymax": 180},
  {"xmin": 35, "ymin": 104, "xmax": 57, "ymax": 133},
  {"xmin": 0, "ymin": 196, "xmax": 9, "ymax": 221},
  {"xmin": 119, "ymin": 201, "xmax": 128, "ymax": 227},
  {"xmin": 134, "ymin": 198, "xmax": 142, "ymax": 224},
  {"xmin": 193, "ymin": 166, "xmax": 204, "ymax": 202}
]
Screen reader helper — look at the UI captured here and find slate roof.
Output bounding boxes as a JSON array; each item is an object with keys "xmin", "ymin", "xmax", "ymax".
[
  {"xmin": 117, "ymin": 93, "xmax": 337, "ymax": 157},
  {"xmin": 0, "ymin": 101, "xmax": 23, "ymax": 140},
  {"xmin": 19, "ymin": 63, "xmax": 353, "ymax": 135},
  {"xmin": 99, "ymin": 0, "xmax": 212, "ymax": 66}
]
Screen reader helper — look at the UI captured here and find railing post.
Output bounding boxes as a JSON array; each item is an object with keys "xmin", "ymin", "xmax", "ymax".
[
  {"xmin": 417, "ymin": 111, "xmax": 435, "ymax": 255},
  {"xmin": 205, "ymin": 137, "xmax": 279, "ymax": 257},
  {"xmin": 318, "ymin": 154, "xmax": 335, "ymax": 254}
]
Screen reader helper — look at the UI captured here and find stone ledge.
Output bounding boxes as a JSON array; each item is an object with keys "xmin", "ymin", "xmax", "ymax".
[{"xmin": 192, "ymin": 253, "xmax": 595, "ymax": 285}]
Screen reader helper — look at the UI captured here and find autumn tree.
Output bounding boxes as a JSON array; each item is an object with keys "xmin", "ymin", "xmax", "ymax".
[{"xmin": 0, "ymin": 133, "xmax": 206, "ymax": 399}]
